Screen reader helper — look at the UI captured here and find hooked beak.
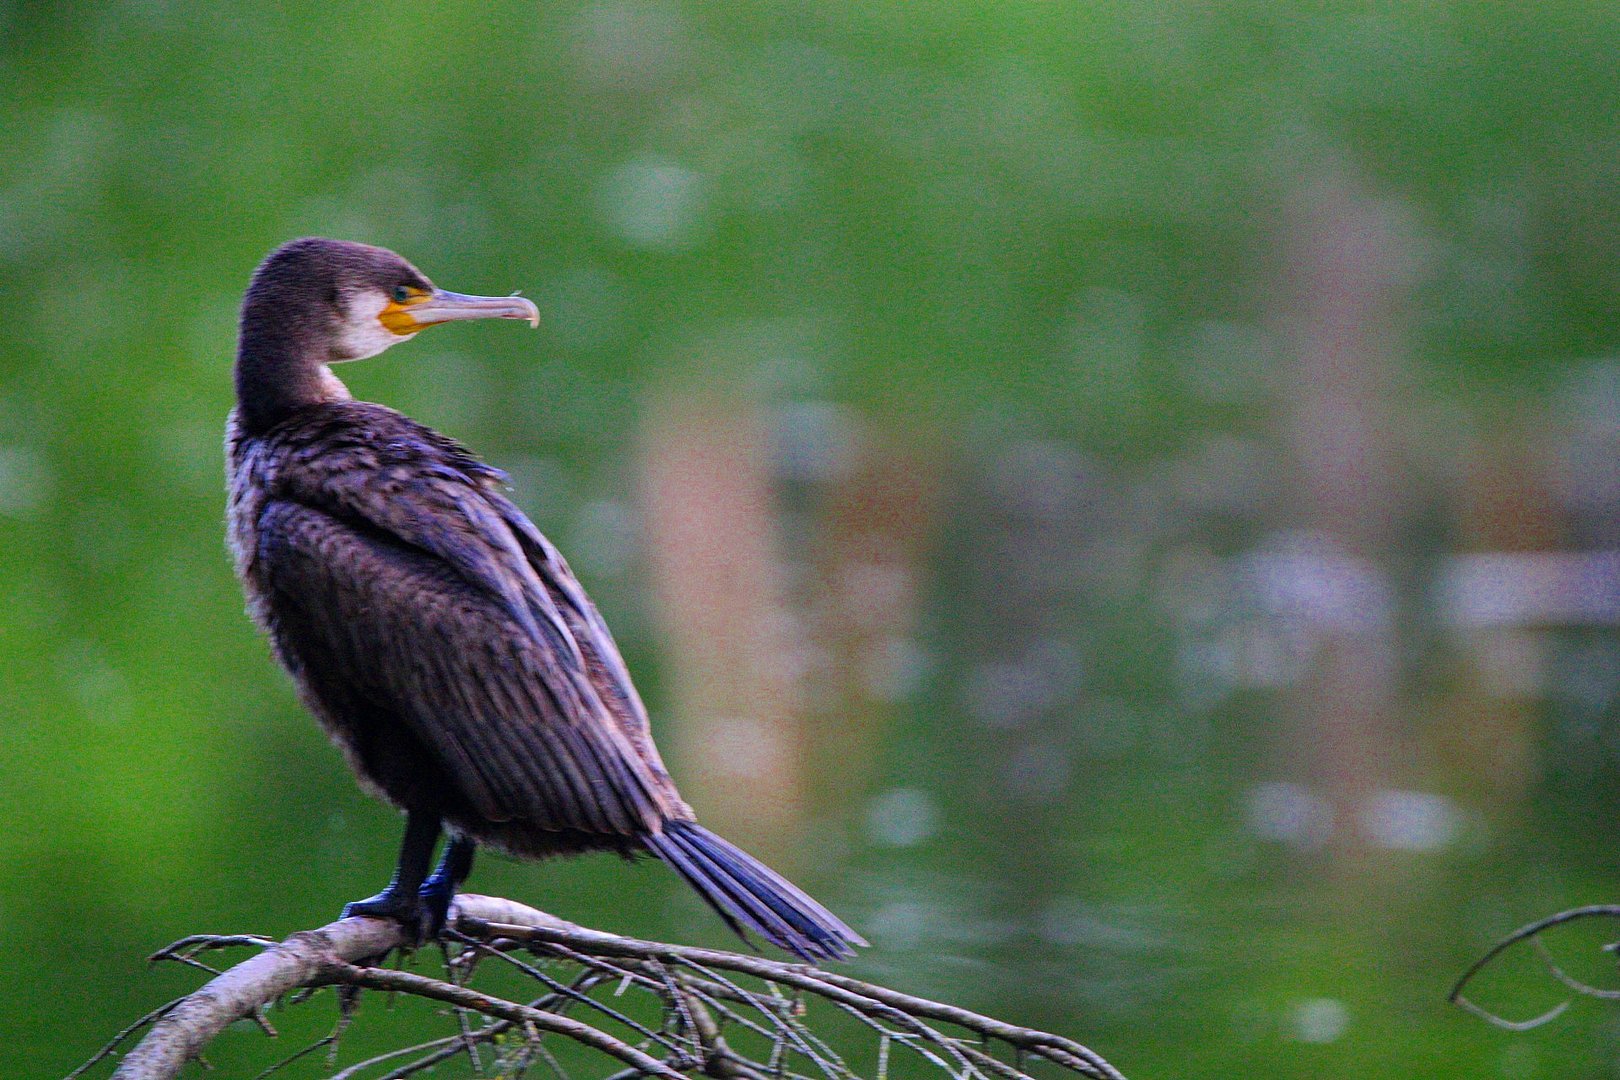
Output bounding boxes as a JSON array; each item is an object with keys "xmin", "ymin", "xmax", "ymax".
[{"xmin": 382, "ymin": 289, "xmax": 540, "ymax": 335}]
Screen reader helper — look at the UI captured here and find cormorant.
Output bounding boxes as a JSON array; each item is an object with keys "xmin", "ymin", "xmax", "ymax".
[{"xmin": 226, "ymin": 238, "xmax": 863, "ymax": 962}]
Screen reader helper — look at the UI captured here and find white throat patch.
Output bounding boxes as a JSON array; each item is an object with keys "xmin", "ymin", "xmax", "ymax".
[{"xmin": 334, "ymin": 290, "xmax": 415, "ymax": 362}]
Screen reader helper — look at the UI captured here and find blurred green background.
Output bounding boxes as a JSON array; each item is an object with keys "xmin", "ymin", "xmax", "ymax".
[{"xmin": 6, "ymin": 1, "xmax": 1620, "ymax": 1076}]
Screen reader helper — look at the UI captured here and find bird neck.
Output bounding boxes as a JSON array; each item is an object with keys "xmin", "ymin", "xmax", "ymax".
[{"xmin": 234, "ymin": 318, "xmax": 353, "ymax": 434}]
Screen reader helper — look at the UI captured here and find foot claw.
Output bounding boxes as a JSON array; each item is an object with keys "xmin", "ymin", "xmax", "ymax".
[{"xmin": 341, "ymin": 889, "xmax": 431, "ymax": 944}]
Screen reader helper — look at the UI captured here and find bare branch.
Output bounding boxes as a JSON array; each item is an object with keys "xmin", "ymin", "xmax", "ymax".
[
  {"xmin": 86, "ymin": 895, "xmax": 1125, "ymax": 1080},
  {"xmin": 108, "ymin": 896, "xmax": 538, "ymax": 1080}
]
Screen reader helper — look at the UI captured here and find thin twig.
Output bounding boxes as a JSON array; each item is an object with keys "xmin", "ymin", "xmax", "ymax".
[
  {"xmin": 65, "ymin": 997, "xmax": 188, "ymax": 1080},
  {"xmin": 1532, "ymin": 936, "xmax": 1620, "ymax": 1001},
  {"xmin": 329, "ymin": 962, "xmax": 688, "ymax": 1080},
  {"xmin": 1449, "ymin": 904, "xmax": 1620, "ymax": 1030},
  {"xmin": 449, "ymin": 929, "xmax": 683, "ymax": 1054},
  {"xmin": 672, "ymin": 957, "xmax": 849, "ymax": 1080},
  {"xmin": 148, "ymin": 934, "xmax": 279, "ymax": 964},
  {"xmin": 250, "ymin": 1031, "xmax": 338, "ymax": 1080},
  {"xmin": 473, "ymin": 919, "xmax": 1123, "ymax": 1080},
  {"xmin": 327, "ymin": 1030, "xmax": 486, "ymax": 1080}
]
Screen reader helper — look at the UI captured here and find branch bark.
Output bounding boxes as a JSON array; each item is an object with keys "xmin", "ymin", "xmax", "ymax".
[{"xmin": 109, "ymin": 895, "xmax": 567, "ymax": 1080}]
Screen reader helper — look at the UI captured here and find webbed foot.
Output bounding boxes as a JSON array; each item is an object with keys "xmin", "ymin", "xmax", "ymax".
[
  {"xmin": 342, "ymin": 888, "xmax": 431, "ymax": 944},
  {"xmin": 417, "ymin": 874, "xmax": 456, "ymax": 939},
  {"xmin": 416, "ymin": 835, "xmax": 476, "ymax": 938}
]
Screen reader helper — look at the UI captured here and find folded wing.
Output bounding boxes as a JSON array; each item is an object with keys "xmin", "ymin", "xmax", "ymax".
[{"xmin": 253, "ymin": 418, "xmax": 683, "ymax": 836}]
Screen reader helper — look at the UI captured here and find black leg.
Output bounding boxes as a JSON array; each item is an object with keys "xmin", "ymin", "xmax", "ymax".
[
  {"xmin": 418, "ymin": 834, "xmax": 476, "ymax": 937},
  {"xmin": 342, "ymin": 810, "xmax": 440, "ymax": 939}
]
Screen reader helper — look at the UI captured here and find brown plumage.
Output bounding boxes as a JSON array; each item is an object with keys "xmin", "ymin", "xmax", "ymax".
[{"xmin": 226, "ymin": 238, "xmax": 862, "ymax": 962}]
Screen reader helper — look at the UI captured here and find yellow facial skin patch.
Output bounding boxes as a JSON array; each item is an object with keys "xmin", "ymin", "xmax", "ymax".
[{"xmin": 377, "ymin": 290, "xmax": 428, "ymax": 336}]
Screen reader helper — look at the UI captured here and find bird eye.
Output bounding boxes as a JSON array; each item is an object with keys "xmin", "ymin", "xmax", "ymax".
[{"xmin": 392, "ymin": 285, "xmax": 411, "ymax": 304}]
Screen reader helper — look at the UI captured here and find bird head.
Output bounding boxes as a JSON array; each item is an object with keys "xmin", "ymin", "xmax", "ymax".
[{"xmin": 243, "ymin": 237, "xmax": 539, "ymax": 365}]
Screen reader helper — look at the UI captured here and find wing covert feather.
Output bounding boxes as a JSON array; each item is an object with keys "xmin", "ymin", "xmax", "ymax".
[{"xmin": 256, "ymin": 498, "xmax": 677, "ymax": 835}]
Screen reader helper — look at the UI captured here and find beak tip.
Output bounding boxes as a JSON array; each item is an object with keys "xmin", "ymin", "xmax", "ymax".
[{"xmin": 511, "ymin": 295, "xmax": 540, "ymax": 328}]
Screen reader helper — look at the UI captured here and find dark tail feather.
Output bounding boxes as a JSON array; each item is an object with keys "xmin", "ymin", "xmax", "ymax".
[{"xmin": 645, "ymin": 821, "xmax": 866, "ymax": 963}]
